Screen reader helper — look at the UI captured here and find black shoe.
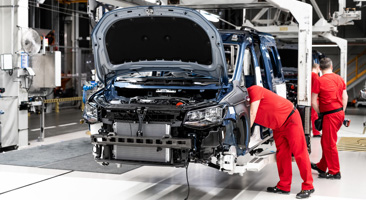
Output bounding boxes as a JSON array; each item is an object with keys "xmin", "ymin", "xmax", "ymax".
[
  {"xmin": 266, "ymin": 186, "xmax": 290, "ymax": 194},
  {"xmin": 311, "ymin": 163, "xmax": 325, "ymax": 174},
  {"xmin": 319, "ymin": 172, "xmax": 341, "ymax": 179},
  {"xmin": 296, "ymin": 189, "xmax": 315, "ymax": 199},
  {"xmin": 313, "ymin": 134, "xmax": 322, "ymax": 138}
]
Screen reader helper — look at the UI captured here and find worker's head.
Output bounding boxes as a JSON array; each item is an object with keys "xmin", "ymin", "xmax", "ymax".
[
  {"xmin": 312, "ymin": 62, "xmax": 320, "ymax": 73},
  {"xmin": 319, "ymin": 57, "xmax": 333, "ymax": 71}
]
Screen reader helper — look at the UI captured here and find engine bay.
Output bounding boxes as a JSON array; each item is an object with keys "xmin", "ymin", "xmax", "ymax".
[{"xmin": 114, "ymin": 87, "xmax": 219, "ymax": 106}]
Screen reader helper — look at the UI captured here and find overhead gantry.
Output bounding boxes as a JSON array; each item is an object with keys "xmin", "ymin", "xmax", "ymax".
[{"xmin": 88, "ymin": 0, "xmax": 362, "ymax": 105}]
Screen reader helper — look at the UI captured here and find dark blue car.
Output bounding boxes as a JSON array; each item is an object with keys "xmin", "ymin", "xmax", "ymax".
[{"xmin": 84, "ymin": 6, "xmax": 284, "ymax": 173}]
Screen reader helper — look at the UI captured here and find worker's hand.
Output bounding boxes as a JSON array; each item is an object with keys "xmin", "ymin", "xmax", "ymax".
[{"xmin": 311, "ymin": 93, "xmax": 320, "ymax": 113}]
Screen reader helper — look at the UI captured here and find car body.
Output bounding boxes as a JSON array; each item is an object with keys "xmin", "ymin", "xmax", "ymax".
[
  {"xmin": 84, "ymin": 6, "xmax": 265, "ymax": 169},
  {"xmin": 219, "ymin": 30, "xmax": 312, "ymax": 152},
  {"xmin": 84, "ymin": 6, "xmax": 306, "ymax": 171},
  {"xmin": 219, "ymin": 29, "xmax": 287, "ymax": 99}
]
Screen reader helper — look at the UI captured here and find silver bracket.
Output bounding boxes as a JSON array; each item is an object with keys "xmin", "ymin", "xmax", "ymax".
[
  {"xmin": 136, "ymin": 108, "xmax": 147, "ymax": 137},
  {"xmin": 146, "ymin": 7, "xmax": 154, "ymax": 16}
]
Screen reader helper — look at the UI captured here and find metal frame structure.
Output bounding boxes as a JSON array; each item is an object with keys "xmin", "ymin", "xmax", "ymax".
[
  {"xmin": 181, "ymin": 0, "xmax": 359, "ymax": 97},
  {"xmin": 89, "ymin": 0, "xmax": 361, "ymax": 106},
  {"xmin": 0, "ymin": 0, "xmax": 30, "ymax": 149},
  {"xmin": 244, "ymin": 0, "xmax": 359, "ymax": 85},
  {"xmin": 90, "ymin": 0, "xmax": 313, "ymax": 106}
]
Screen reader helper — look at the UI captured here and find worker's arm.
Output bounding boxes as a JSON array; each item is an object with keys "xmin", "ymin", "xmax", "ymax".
[
  {"xmin": 311, "ymin": 93, "xmax": 320, "ymax": 114},
  {"xmin": 342, "ymin": 89, "xmax": 348, "ymax": 112},
  {"xmin": 250, "ymin": 100, "xmax": 260, "ymax": 128}
]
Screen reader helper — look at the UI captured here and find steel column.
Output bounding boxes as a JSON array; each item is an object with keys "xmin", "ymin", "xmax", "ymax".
[
  {"xmin": 321, "ymin": 33, "xmax": 348, "ymax": 83},
  {"xmin": 268, "ymin": 0, "xmax": 313, "ymax": 106}
]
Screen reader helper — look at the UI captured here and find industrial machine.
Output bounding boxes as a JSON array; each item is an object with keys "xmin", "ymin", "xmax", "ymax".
[
  {"xmin": 355, "ymin": 82, "xmax": 366, "ymax": 108},
  {"xmin": 0, "ymin": 0, "xmax": 61, "ymax": 149}
]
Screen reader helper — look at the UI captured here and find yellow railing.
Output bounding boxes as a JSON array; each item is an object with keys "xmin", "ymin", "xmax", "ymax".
[
  {"xmin": 44, "ymin": 97, "xmax": 84, "ymax": 113},
  {"xmin": 335, "ymin": 49, "xmax": 366, "ymax": 86}
]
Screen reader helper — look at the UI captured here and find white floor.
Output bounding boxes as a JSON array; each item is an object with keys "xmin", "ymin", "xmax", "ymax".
[{"xmin": 0, "ymin": 115, "xmax": 365, "ymax": 200}]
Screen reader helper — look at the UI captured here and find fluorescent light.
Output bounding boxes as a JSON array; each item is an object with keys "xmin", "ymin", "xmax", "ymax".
[{"xmin": 145, "ymin": 0, "xmax": 158, "ymax": 3}]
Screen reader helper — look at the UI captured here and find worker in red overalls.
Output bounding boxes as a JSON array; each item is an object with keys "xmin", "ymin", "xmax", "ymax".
[
  {"xmin": 248, "ymin": 85, "xmax": 314, "ymax": 199},
  {"xmin": 311, "ymin": 57, "xmax": 348, "ymax": 179},
  {"xmin": 311, "ymin": 63, "xmax": 321, "ymax": 137}
]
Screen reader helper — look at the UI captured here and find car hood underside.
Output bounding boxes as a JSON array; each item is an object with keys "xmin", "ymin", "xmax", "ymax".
[{"xmin": 92, "ymin": 6, "xmax": 228, "ymax": 83}]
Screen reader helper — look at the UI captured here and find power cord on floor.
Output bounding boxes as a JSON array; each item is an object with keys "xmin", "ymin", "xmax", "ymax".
[{"xmin": 184, "ymin": 162, "xmax": 190, "ymax": 200}]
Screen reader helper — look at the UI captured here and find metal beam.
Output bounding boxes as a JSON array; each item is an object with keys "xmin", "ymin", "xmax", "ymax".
[
  {"xmin": 268, "ymin": 0, "xmax": 312, "ymax": 107},
  {"xmin": 252, "ymin": 8, "xmax": 268, "ymax": 21},
  {"xmin": 95, "ymin": 0, "xmax": 158, "ymax": 7},
  {"xmin": 96, "ymin": 0, "xmax": 137, "ymax": 7},
  {"xmin": 309, "ymin": 0, "xmax": 324, "ymax": 19},
  {"xmin": 321, "ymin": 33, "xmax": 348, "ymax": 83},
  {"xmin": 164, "ymin": 0, "xmax": 272, "ymax": 9}
]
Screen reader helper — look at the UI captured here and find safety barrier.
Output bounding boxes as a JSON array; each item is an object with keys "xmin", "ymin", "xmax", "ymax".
[
  {"xmin": 335, "ymin": 49, "xmax": 366, "ymax": 86},
  {"xmin": 43, "ymin": 96, "xmax": 84, "ymax": 113}
]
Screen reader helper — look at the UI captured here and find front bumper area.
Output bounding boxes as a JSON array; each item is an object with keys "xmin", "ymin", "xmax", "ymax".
[
  {"xmin": 91, "ymin": 134, "xmax": 192, "ymax": 167},
  {"xmin": 91, "ymin": 134, "xmax": 192, "ymax": 149}
]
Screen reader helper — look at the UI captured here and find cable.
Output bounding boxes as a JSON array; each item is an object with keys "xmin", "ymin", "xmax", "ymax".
[
  {"xmin": 0, "ymin": 170, "xmax": 74, "ymax": 195},
  {"xmin": 28, "ymin": 1, "xmax": 88, "ymax": 15},
  {"xmin": 28, "ymin": 3, "xmax": 90, "ymax": 20},
  {"xmin": 26, "ymin": 76, "xmax": 34, "ymax": 92},
  {"xmin": 184, "ymin": 162, "xmax": 190, "ymax": 200}
]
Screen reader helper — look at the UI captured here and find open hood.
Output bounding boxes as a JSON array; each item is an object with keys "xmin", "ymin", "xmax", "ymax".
[{"xmin": 92, "ymin": 6, "xmax": 227, "ymax": 84}]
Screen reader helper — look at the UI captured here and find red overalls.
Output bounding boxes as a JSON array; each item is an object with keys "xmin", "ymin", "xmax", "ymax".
[
  {"xmin": 311, "ymin": 72, "xmax": 321, "ymax": 136},
  {"xmin": 312, "ymin": 73, "xmax": 346, "ymax": 175},
  {"xmin": 248, "ymin": 86, "xmax": 314, "ymax": 191}
]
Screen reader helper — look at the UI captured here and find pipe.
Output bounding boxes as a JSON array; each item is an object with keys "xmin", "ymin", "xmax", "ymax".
[
  {"xmin": 0, "ymin": 5, "xmax": 19, "ymax": 8},
  {"xmin": 312, "ymin": 44, "xmax": 338, "ymax": 47},
  {"xmin": 11, "ymin": 0, "xmax": 14, "ymax": 56},
  {"xmin": 309, "ymin": 0, "xmax": 324, "ymax": 19},
  {"xmin": 38, "ymin": 97, "xmax": 45, "ymax": 142}
]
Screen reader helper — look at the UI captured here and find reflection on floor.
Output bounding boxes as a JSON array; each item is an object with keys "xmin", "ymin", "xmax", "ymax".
[
  {"xmin": 0, "ymin": 114, "xmax": 365, "ymax": 200},
  {"xmin": 28, "ymin": 108, "xmax": 88, "ymax": 141}
]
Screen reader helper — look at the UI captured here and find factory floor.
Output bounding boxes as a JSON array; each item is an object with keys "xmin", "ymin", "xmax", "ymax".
[
  {"xmin": 0, "ymin": 111, "xmax": 365, "ymax": 200},
  {"xmin": 28, "ymin": 108, "xmax": 88, "ymax": 141}
]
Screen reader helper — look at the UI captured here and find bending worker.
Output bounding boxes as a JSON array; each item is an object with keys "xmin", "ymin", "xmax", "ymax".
[
  {"xmin": 311, "ymin": 57, "xmax": 348, "ymax": 179},
  {"xmin": 311, "ymin": 63, "xmax": 321, "ymax": 137},
  {"xmin": 248, "ymin": 85, "xmax": 314, "ymax": 199}
]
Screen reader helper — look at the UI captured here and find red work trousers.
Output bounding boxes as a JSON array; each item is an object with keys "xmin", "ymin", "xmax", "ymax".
[
  {"xmin": 316, "ymin": 111, "xmax": 344, "ymax": 175},
  {"xmin": 273, "ymin": 110, "xmax": 314, "ymax": 191},
  {"xmin": 311, "ymin": 107, "xmax": 321, "ymax": 136}
]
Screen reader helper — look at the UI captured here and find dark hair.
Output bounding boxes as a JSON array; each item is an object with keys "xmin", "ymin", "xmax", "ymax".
[{"xmin": 319, "ymin": 57, "xmax": 332, "ymax": 70}]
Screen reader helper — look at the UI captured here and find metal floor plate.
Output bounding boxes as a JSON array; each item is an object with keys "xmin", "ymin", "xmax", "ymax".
[{"xmin": 337, "ymin": 137, "xmax": 366, "ymax": 152}]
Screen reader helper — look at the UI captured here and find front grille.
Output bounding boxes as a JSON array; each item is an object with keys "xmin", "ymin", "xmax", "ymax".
[{"xmin": 108, "ymin": 110, "xmax": 181, "ymax": 122}]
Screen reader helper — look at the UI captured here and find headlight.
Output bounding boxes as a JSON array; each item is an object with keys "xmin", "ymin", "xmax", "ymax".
[
  {"xmin": 83, "ymin": 102, "xmax": 98, "ymax": 123},
  {"xmin": 184, "ymin": 106, "xmax": 223, "ymax": 127}
]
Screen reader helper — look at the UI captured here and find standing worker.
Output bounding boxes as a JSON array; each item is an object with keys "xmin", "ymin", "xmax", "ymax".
[
  {"xmin": 248, "ymin": 85, "xmax": 314, "ymax": 199},
  {"xmin": 311, "ymin": 57, "xmax": 348, "ymax": 179},
  {"xmin": 311, "ymin": 63, "xmax": 321, "ymax": 137}
]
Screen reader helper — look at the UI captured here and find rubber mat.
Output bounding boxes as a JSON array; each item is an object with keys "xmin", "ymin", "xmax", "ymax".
[
  {"xmin": 0, "ymin": 137, "xmax": 140, "ymax": 174},
  {"xmin": 41, "ymin": 153, "xmax": 140, "ymax": 174},
  {"xmin": 337, "ymin": 137, "xmax": 366, "ymax": 152}
]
